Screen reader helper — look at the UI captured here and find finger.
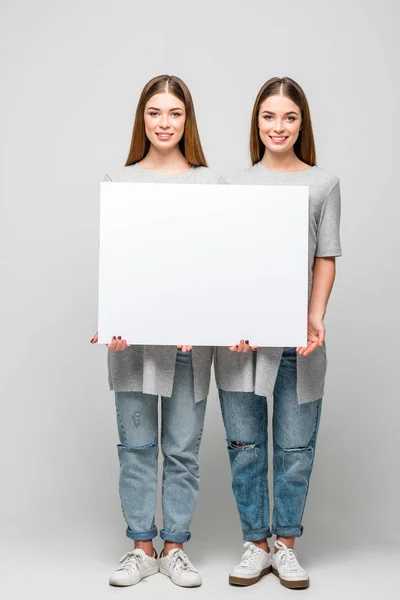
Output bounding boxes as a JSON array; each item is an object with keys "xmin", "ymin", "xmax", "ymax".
[
  {"xmin": 177, "ymin": 345, "xmax": 182, "ymax": 349},
  {"xmin": 251, "ymin": 345, "xmax": 258, "ymax": 351},
  {"xmin": 90, "ymin": 332, "xmax": 98, "ymax": 344},
  {"xmin": 237, "ymin": 339, "xmax": 245, "ymax": 352},
  {"xmin": 116, "ymin": 336, "xmax": 127, "ymax": 351},
  {"xmin": 303, "ymin": 341, "xmax": 319, "ymax": 356},
  {"xmin": 228, "ymin": 345, "xmax": 238, "ymax": 352},
  {"xmin": 187, "ymin": 345, "xmax": 192, "ymax": 351},
  {"xmin": 242, "ymin": 340, "xmax": 251, "ymax": 353},
  {"xmin": 107, "ymin": 336, "xmax": 118, "ymax": 351},
  {"xmin": 122, "ymin": 339, "xmax": 131, "ymax": 348}
]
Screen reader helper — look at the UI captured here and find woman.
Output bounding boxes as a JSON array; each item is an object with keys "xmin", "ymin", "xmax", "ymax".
[
  {"xmin": 215, "ymin": 77, "xmax": 342, "ymax": 589},
  {"xmin": 91, "ymin": 74, "xmax": 220, "ymax": 588}
]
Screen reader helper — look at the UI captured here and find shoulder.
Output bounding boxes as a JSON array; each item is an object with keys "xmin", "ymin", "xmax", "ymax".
[
  {"xmin": 103, "ymin": 164, "xmax": 142, "ymax": 182},
  {"xmin": 189, "ymin": 166, "xmax": 224, "ymax": 184},
  {"xmin": 224, "ymin": 166, "xmax": 256, "ymax": 185},
  {"xmin": 309, "ymin": 167, "xmax": 340, "ymax": 195}
]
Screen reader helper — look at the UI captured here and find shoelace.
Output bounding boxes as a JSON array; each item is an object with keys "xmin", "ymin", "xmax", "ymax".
[
  {"xmin": 274, "ymin": 541, "xmax": 301, "ymax": 573},
  {"xmin": 117, "ymin": 550, "xmax": 143, "ymax": 574},
  {"xmin": 170, "ymin": 549, "xmax": 197, "ymax": 575},
  {"xmin": 240, "ymin": 542, "xmax": 262, "ymax": 567}
]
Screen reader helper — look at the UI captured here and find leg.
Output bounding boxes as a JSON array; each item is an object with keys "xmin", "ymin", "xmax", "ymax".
[
  {"xmin": 115, "ymin": 391, "xmax": 159, "ymax": 544},
  {"xmin": 272, "ymin": 348, "xmax": 322, "ymax": 542},
  {"xmin": 219, "ymin": 389, "xmax": 270, "ymax": 543},
  {"xmin": 160, "ymin": 349, "xmax": 207, "ymax": 545}
]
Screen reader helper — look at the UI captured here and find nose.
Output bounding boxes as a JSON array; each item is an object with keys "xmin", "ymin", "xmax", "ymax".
[
  {"xmin": 160, "ymin": 114, "xmax": 171, "ymax": 129},
  {"xmin": 273, "ymin": 119, "xmax": 285, "ymax": 134}
]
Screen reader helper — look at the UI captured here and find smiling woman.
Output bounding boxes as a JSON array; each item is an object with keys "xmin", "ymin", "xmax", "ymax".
[
  {"xmin": 125, "ymin": 75, "xmax": 207, "ymax": 170},
  {"xmin": 91, "ymin": 74, "xmax": 222, "ymax": 589},
  {"xmin": 215, "ymin": 76, "xmax": 342, "ymax": 590}
]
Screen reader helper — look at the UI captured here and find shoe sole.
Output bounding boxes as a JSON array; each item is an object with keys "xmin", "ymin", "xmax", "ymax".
[
  {"xmin": 159, "ymin": 566, "xmax": 201, "ymax": 587},
  {"xmin": 272, "ymin": 566, "xmax": 310, "ymax": 589},
  {"xmin": 109, "ymin": 565, "xmax": 159, "ymax": 587},
  {"xmin": 229, "ymin": 565, "xmax": 272, "ymax": 586}
]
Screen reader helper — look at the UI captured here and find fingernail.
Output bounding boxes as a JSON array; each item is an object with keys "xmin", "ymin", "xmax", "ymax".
[
  {"xmin": 245, "ymin": 340, "xmax": 249, "ymax": 344},
  {"xmin": 113, "ymin": 336, "xmax": 116, "ymax": 340},
  {"xmin": 118, "ymin": 336, "xmax": 121, "ymax": 340},
  {"xmin": 236, "ymin": 345, "xmax": 239, "ymax": 348},
  {"xmin": 90, "ymin": 337, "xmax": 95, "ymax": 343}
]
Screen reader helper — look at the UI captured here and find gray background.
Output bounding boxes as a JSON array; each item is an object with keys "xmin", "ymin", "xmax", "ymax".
[{"xmin": 1, "ymin": 0, "xmax": 399, "ymax": 597}]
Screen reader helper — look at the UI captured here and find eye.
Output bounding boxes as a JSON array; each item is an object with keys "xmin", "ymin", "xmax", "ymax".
[
  {"xmin": 171, "ymin": 112, "xmax": 182, "ymax": 117},
  {"xmin": 287, "ymin": 116, "xmax": 296, "ymax": 122},
  {"xmin": 263, "ymin": 115, "xmax": 273, "ymax": 121},
  {"xmin": 149, "ymin": 111, "xmax": 159, "ymax": 117}
]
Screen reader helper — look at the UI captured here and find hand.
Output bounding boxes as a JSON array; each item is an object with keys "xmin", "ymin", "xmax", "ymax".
[
  {"xmin": 296, "ymin": 314, "xmax": 325, "ymax": 357},
  {"xmin": 229, "ymin": 339, "xmax": 258, "ymax": 352},
  {"xmin": 177, "ymin": 345, "xmax": 192, "ymax": 353},
  {"xmin": 90, "ymin": 332, "xmax": 130, "ymax": 351}
]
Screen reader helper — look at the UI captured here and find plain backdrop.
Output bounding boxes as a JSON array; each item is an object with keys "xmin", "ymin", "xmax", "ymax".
[{"xmin": 1, "ymin": 0, "xmax": 399, "ymax": 598}]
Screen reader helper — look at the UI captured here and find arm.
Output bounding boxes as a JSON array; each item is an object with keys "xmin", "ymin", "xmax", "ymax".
[{"xmin": 297, "ymin": 256, "xmax": 336, "ymax": 356}]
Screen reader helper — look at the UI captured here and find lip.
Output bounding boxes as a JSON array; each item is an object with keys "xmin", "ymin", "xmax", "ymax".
[
  {"xmin": 269, "ymin": 136, "xmax": 289, "ymax": 144},
  {"xmin": 156, "ymin": 132, "xmax": 173, "ymax": 141}
]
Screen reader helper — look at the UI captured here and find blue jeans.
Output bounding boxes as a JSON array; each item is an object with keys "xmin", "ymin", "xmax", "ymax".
[
  {"xmin": 219, "ymin": 347, "xmax": 322, "ymax": 540},
  {"xmin": 115, "ymin": 350, "xmax": 207, "ymax": 543}
]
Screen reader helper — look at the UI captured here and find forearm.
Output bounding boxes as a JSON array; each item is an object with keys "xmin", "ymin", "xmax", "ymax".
[{"xmin": 308, "ymin": 257, "xmax": 336, "ymax": 319}]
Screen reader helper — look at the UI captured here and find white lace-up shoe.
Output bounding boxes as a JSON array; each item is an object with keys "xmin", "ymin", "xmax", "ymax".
[
  {"xmin": 159, "ymin": 548, "xmax": 202, "ymax": 587},
  {"xmin": 272, "ymin": 540, "xmax": 309, "ymax": 589},
  {"xmin": 109, "ymin": 548, "xmax": 159, "ymax": 586},
  {"xmin": 229, "ymin": 541, "xmax": 272, "ymax": 586}
]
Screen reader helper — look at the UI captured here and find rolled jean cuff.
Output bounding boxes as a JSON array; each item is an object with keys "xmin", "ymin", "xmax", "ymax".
[
  {"xmin": 243, "ymin": 527, "xmax": 272, "ymax": 541},
  {"xmin": 271, "ymin": 525, "xmax": 303, "ymax": 537},
  {"xmin": 160, "ymin": 529, "xmax": 191, "ymax": 543},
  {"xmin": 126, "ymin": 526, "xmax": 158, "ymax": 541}
]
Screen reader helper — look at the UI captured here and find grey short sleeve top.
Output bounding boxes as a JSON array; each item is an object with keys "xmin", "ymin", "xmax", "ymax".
[
  {"xmin": 104, "ymin": 163, "xmax": 222, "ymax": 401},
  {"xmin": 214, "ymin": 162, "xmax": 342, "ymax": 404}
]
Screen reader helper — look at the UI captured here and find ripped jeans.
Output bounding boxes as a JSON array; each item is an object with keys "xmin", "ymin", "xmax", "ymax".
[
  {"xmin": 114, "ymin": 350, "xmax": 207, "ymax": 543},
  {"xmin": 219, "ymin": 347, "xmax": 322, "ymax": 541}
]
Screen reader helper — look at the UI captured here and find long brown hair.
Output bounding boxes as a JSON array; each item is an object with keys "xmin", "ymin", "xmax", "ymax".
[
  {"xmin": 250, "ymin": 77, "xmax": 316, "ymax": 166},
  {"xmin": 125, "ymin": 74, "xmax": 207, "ymax": 167}
]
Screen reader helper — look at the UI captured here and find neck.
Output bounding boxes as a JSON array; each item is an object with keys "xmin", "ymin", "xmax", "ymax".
[
  {"xmin": 260, "ymin": 149, "xmax": 304, "ymax": 172},
  {"xmin": 139, "ymin": 145, "xmax": 191, "ymax": 174}
]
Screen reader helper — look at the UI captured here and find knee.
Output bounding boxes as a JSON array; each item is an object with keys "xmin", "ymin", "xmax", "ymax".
[
  {"xmin": 118, "ymin": 439, "xmax": 158, "ymax": 452},
  {"xmin": 227, "ymin": 440, "xmax": 256, "ymax": 450}
]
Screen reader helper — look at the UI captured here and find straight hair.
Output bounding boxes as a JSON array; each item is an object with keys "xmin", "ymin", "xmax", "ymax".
[
  {"xmin": 250, "ymin": 77, "xmax": 316, "ymax": 166},
  {"xmin": 125, "ymin": 74, "xmax": 207, "ymax": 167}
]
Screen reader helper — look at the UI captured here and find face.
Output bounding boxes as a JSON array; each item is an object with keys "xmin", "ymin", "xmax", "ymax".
[
  {"xmin": 143, "ymin": 92, "xmax": 186, "ymax": 150},
  {"xmin": 258, "ymin": 94, "xmax": 302, "ymax": 154}
]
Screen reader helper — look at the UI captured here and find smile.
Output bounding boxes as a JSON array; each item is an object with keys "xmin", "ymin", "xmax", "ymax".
[
  {"xmin": 269, "ymin": 136, "xmax": 288, "ymax": 143},
  {"xmin": 156, "ymin": 133, "xmax": 173, "ymax": 140}
]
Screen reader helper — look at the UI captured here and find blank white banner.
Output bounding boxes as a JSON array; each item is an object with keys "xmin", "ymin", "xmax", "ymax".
[{"xmin": 98, "ymin": 182, "xmax": 309, "ymax": 346}]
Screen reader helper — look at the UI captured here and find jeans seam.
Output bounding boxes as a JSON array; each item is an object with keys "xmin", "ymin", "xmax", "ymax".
[
  {"xmin": 115, "ymin": 401, "xmax": 127, "ymax": 444},
  {"xmin": 260, "ymin": 400, "xmax": 268, "ymax": 530},
  {"xmin": 297, "ymin": 399, "xmax": 321, "ymax": 527}
]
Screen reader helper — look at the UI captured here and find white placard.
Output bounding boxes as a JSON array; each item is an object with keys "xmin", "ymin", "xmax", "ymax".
[{"xmin": 98, "ymin": 183, "xmax": 308, "ymax": 346}]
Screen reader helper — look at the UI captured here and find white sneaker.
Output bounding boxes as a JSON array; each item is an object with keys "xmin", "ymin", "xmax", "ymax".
[
  {"xmin": 272, "ymin": 540, "xmax": 309, "ymax": 589},
  {"xmin": 229, "ymin": 541, "xmax": 272, "ymax": 586},
  {"xmin": 109, "ymin": 548, "xmax": 159, "ymax": 586},
  {"xmin": 159, "ymin": 548, "xmax": 201, "ymax": 587}
]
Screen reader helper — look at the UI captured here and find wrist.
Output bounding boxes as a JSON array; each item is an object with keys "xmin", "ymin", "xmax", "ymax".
[{"xmin": 308, "ymin": 310, "xmax": 325, "ymax": 321}]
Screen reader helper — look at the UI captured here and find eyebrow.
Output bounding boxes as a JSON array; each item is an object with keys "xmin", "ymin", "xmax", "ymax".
[
  {"xmin": 261, "ymin": 110, "xmax": 299, "ymax": 116},
  {"xmin": 147, "ymin": 106, "xmax": 184, "ymax": 111}
]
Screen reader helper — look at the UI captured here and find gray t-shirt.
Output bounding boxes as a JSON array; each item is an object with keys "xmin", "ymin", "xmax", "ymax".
[
  {"xmin": 214, "ymin": 162, "xmax": 342, "ymax": 404},
  {"xmin": 103, "ymin": 163, "xmax": 222, "ymax": 401}
]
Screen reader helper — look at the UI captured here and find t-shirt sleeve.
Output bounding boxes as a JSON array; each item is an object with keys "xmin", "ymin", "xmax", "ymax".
[{"xmin": 315, "ymin": 179, "xmax": 342, "ymax": 257}]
